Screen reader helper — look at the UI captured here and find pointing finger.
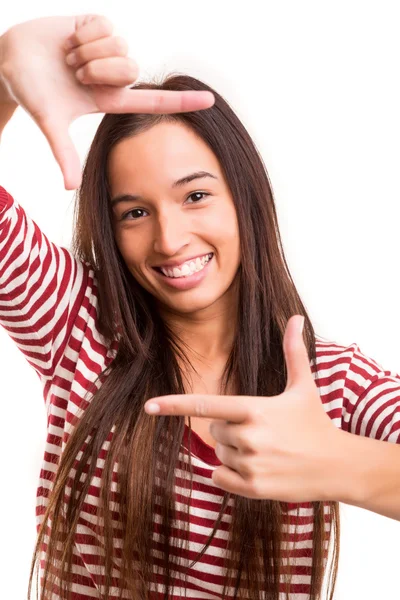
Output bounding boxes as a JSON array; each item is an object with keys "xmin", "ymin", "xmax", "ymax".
[
  {"xmin": 144, "ymin": 394, "xmax": 250, "ymax": 423},
  {"xmin": 94, "ymin": 87, "xmax": 215, "ymax": 114}
]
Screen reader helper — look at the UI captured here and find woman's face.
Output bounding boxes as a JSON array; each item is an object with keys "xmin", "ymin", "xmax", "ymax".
[{"xmin": 108, "ymin": 121, "xmax": 241, "ymax": 315}]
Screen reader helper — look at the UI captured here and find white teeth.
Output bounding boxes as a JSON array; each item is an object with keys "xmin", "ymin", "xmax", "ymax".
[
  {"xmin": 181, "ymin": 263, "xmax": 191, "ymax": 276},
  {"xmin": 159, "ymin": 253, "xmax": 213, "ymax": 278}
]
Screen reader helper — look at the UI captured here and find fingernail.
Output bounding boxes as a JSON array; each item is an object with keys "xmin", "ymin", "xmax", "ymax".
[
  {"xmin": 76, "ymin": 68, "xmax": 84, "ymax": 81},
  {"xmin": 65, "ymin": 52, "xmax": 77, "ymax": 66},
  {"xmin": 145, "ymin": 403, "xmax": 160, "ymax": 414}
]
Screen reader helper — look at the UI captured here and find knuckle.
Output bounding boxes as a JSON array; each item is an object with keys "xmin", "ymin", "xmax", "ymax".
[
  {"xmin": 235, "ymin": 430, "xmax": 249, "ymax": 448},
  {"xmin": 242, "ymin": 436, "xmax": 255, "ymax": 453},
  {"xmin": 249, "ymin": 478, "xmax": 262, "ymax": 497},
  {"xmin": 195, "ymin": 398, "xmax": 208, "ymax": 417},
  {"xmin": 156, "ymin": 94, "xmax": 170, "ymax": 111},
  {"xmin": 241, "ymin": 461, "xmax": 254, "ymax": 480},
  {"xmin": 114, "ymin": 36, "xmax": 129, "ymax": 56},
  {"xmin": 249, "ymin": 407, "xmax": 264, "ymax": 423},
  {"xmin": 144, "ymin": 94, "xmax": 163, "ymax": 113}
]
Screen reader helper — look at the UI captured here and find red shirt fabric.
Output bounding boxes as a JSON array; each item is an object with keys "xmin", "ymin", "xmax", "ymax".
[{"xmin": 1, "ymin": 184, "xmax": 399, "ymax": 599}]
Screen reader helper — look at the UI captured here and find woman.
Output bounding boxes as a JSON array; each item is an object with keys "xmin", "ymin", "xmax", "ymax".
[{"xmin": 0, "ymin": 13, "xmax": 399, "ymax": 600}]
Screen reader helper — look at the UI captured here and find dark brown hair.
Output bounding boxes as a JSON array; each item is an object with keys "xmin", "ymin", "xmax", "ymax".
[{"xmin": 28, "ymin": 73, "xmax": 340, "ymax": 600}]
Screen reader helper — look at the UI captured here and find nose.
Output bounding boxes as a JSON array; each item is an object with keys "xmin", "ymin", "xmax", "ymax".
[{"xmin": 153, "ymin": 211, "xmax": 190, "ymax": 256}]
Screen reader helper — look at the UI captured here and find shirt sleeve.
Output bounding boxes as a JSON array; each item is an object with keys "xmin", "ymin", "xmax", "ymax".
[
  {"xmin": 341, "ymin": 343, "xmax": 400, "ymax": 444},
  {"xmin": 0, "ymin": 185, "xmax": 93, "ymax": 381}
]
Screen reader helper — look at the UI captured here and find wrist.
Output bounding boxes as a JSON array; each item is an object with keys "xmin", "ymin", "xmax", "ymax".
[
  {"xmin": 328, "ymin": 427, "xmax": 398, "ymax": 509},
  {"xmin": 325, "ymin": 428, "xmax": 368, "ymax": 506}
]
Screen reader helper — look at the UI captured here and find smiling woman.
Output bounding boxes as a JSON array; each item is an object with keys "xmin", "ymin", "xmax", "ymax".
[
  {"xmin": 21, "ymin": 73, "xmax": 342, "ymax": 600},
  {"xmin": 1, "ymin": 17, "xmax": 400, "ymax": 600}
]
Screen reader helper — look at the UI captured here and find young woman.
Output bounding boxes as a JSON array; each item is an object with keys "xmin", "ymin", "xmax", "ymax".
[{"xmin": 1, "ymin": 13, "xmax": 399, "ymax": 600}]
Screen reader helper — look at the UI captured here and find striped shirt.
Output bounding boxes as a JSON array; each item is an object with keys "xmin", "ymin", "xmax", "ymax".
[{"xmin": 1, "ymin": 184, "xmax": 399, "ymax": 600}]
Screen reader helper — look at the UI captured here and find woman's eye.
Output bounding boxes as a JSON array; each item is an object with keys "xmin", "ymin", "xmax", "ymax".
[
  {"xmin": 121, "ymin": 208, "xmax": 148, "ymax": 221},
  {"xmin": 186, "ymin": 192, "xmax": 210, "ymax": 204},
  {"xmin": 120, "ymin": 193, "xmax": 209, "ymax": 220}
]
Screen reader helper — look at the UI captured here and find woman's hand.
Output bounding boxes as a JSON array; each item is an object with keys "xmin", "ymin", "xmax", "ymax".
[
  {"xmin": 145, "ymin": 315, "xmax": 348, "ymax": 503},
  {"xmin": 0, "ymin": 15, "xmax": 214, "ymax": 190}
]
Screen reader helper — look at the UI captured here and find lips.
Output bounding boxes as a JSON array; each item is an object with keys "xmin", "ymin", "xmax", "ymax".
[{"xmin": 151, "ymin": 253, "xmax": 214, "ymax": 290}]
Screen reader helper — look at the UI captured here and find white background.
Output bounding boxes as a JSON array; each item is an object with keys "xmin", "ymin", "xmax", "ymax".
[{"xmin": 0, "ymin": 1, "xmax": 400, "ymax": 598}]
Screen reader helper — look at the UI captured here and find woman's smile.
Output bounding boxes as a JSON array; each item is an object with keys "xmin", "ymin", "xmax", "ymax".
[{"xmin": 151, "ymin": 252, "xmax": 214, "ymax": 290}]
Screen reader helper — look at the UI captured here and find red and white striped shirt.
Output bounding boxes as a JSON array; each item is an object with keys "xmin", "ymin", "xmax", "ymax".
[{"xmin": 1, "ymin": 184, "xmax": 399, "ymax": 599}]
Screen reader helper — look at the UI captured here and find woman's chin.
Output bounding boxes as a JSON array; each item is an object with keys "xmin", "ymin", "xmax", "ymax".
[
  {"xmin": 152, "ymin": 272, "xmax": 239, "ymax": 317},
  {"xmin": 168, "ymin": 299, "xmax": 218, "ymax": 315},
  {"xmin": 158, "ymin": 290, "xmax": 221, "ymax": 315}
]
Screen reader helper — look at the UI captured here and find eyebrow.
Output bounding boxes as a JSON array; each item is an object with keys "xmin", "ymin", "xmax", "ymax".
[{"xmin": 110, "ymin": 171, "xmax": 218, "ymax": 208}]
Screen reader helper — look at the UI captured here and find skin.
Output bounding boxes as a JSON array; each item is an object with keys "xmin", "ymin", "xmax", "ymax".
[{"xmin": 108, "ymin": 121, "xmax": 241, "ymax": 419}]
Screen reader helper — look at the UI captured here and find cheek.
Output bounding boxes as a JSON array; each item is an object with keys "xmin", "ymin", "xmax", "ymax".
[
  {"xmin": 115, "ymin": 232, "xmax": 145, "ymax": 272},
  {"xmin": 211, "ymin": 209, "xmax": 240, "ymax": 262},
  {"xmin": 199, "ymin": 201, "xmax": 239, "ymax": 237}
]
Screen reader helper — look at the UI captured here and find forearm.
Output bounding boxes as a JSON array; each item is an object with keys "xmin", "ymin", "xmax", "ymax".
[{"xmin": 333, "ymin": 428, "xmax": 400, "ymax": 521}]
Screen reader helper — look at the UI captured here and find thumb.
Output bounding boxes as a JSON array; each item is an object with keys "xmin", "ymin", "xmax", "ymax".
[
  {"xmin": 283, "ymin": 314, "xmax": 310, "ymax": 390},
  {"xmin": 36, "ymin": 113, "xmax": 82, "ymax": 190}
]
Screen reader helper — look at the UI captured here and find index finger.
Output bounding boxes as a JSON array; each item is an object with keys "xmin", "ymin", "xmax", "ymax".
[
  {"xmin": 144, "ymin": 394, "xmax": 250, "ymax": 423},
  {"xmin": 95, "ymin": 87, "xmax": 215, "ymax": 114}
]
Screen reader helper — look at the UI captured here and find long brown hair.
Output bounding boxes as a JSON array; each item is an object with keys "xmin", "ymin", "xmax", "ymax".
[{"xmin": 28, "ymin": 73, "xmax": 340, "ymax": 600}]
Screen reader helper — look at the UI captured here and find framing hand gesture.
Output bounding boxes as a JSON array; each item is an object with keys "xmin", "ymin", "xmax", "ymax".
[{"xmin": 145, "ymin": 315, "xmax": 346, "ymax": 503}]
